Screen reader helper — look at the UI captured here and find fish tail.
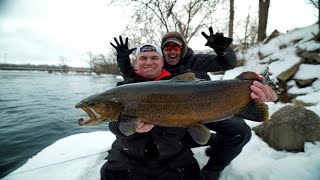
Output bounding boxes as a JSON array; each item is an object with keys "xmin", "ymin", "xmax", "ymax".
[{"xmin": 235, "ymin": 101, "xmax": 269, "ymax": 122}]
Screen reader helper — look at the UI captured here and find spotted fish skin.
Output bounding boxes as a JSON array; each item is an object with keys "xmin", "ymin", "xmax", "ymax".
[{"xmin": 75, "ymin": 71, "xmax": 269, "ymax": 145}]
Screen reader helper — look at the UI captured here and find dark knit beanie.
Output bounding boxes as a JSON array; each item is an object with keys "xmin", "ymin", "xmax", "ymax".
[{"xmin": 161, "ymin": 32, "xmax": 188, "ymax": 58}]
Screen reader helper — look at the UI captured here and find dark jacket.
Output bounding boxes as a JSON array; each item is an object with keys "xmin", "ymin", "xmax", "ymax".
[
  {"xmin": 117, "ymin": 47, "xmax": 237, "ymax": 81},
  {"xmin": 106, "ymin": 70, "xmax": 194, "ymax": 170},
  {"xmin": 164, "ymin": 47, "xmax": 237, "ymax": 80}
]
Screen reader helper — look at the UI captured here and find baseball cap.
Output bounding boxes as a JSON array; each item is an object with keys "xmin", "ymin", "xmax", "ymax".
[
  {"xmin": 162, "ymin": 38, "xmax": 183, "ymax": 47},
  {"xmin": 135, "ymin": 44, "xmax": 163, "ymax": 57}
]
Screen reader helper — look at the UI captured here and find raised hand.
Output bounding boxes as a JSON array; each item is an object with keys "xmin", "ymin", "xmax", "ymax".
[
  {"xmin": 110, "ymin": 36, "xmax": 136, "ymax": 58},
  {"xmin": 201, "ymin": 27, "xmax": 233, "ymax": 55},
  {"xmin": 110, "ymin": 36, "xmax": 136, "ymax": 80}
]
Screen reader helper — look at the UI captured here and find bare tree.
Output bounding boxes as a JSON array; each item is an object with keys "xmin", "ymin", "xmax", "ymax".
[
  {"xmin": 257, "ymin": 0, "xmax": 270, "ymax": 42},
  {"xmin": 59, "ymin": 56, "xmax": 70, "ymax": 74},
  {"xmin": 307, "ymin": 0, "xmax": 319, "ymax": 31},
  {"xmin": 109, "ymin": 0, "xmax": 221, "ymax": 44},
  {"xmin": 228, "ymin": 0, "xmax": 234, "ymax": 38},
  {"xmin": 230, "ymin": 2, "xmax": 258, "ymax": 47},
  {"xmin": 243, "ymin": 12, "xmax": 258, "ymax": 48},
  {"xmin": 87, "ymin": 52, "xmax": 119, "ymax": 75}
]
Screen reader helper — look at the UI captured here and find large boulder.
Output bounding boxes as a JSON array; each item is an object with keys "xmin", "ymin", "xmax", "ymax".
[{"xmin": 253, "ymin": 105, "xmax": 320, "ymax": 152}]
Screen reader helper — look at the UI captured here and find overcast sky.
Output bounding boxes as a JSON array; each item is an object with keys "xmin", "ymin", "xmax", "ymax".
[{"xmin": 0, "ymin": 0, "xmax": 318, "ymax": 67}]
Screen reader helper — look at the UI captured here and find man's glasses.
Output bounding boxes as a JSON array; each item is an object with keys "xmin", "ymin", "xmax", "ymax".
[{"xmin": 163, "ymin": 45, "xmax": 182, "ymax": 52}]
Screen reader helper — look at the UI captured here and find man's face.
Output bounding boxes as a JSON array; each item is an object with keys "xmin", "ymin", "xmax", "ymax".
[
  {"xmin": 163, "ymin": 42, "xmax": 182, "ymax": 65},
  {"xmin": 134, "ymin": 51, "xmax": 164, "ymax": 79}
]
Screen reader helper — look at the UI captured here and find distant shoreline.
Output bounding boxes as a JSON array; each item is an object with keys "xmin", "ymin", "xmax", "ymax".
[{"xmin": 0, "ymin": 63, "xmax": 91, "ymax": 73}]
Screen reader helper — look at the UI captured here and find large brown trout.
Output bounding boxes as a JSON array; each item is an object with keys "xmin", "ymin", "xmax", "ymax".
[{"xmin": 75, "ymin": 71, "xmax": 270, "ymax": 145}]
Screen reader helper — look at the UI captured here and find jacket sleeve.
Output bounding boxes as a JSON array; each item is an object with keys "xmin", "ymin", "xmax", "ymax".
[
  {"xmin": 188, "ymin": 47, "xmax": 237, "ymax": 72},
  {"xmin": 109, "ymin": 121, "xmax": 127, "ymax": 137},
  {"xmin": 117, "ymin": 55, "xmax": 135, "ymax": 80}
]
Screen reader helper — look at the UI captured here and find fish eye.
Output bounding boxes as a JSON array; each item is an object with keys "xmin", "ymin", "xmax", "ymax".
[
  {"xmin": 84, "ymin": 99, "xmax": 89, "ymax": 103},
  {"xmin": 88, "ymin": 101, "xmax": 95, "ymax": 107}
]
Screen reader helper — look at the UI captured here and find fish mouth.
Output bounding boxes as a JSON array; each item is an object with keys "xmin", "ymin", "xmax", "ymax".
[{"xmin": 76, "ymin": 106, "xmax": 99, "ymax": 126}]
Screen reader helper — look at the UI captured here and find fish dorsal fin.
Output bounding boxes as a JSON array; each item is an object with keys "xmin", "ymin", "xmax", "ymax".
[
  {"xmin": 236, "ymin": 69, "xmax": 281, "ymax": 95},
  {"xmin": 235, "ymin": 72, "xmax": 260, "ymax": 81},
  {"xmin": 187, "ymin": 124, "xmax": 211, "ymax": 145},
  {"xmin": 171, "ymin": 72, "xmax": 197, "ymax": 81}
]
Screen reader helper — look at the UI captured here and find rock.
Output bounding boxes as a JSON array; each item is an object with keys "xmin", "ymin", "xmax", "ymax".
[
  {"xmin": 279, "ymin": 44, "xmax": 288, "ymax": 49},
  {"xmin": 292, "ymin": 99, "xmax": 317, "ymax": 107},
  {"xmin": 277, "ymin": 63, "xmax": 301, "ymax": 82},
  {"xmin": 300, "ymin": 51, "xmax": 320, "ymax": 64},
  {"xmin": 295, "ymin": 78, "xmax": 317, "ymax": 88},
  {"xmin": 253, "ymin": 105, "xmax": 320, "ymax": 152},
  {"xmin": 258, "ymin": 51, "xmax": 266, "ymax": 60},
  {"xmin": 264, "ymin": 30, "xmax": 280, "ymax": 44}
]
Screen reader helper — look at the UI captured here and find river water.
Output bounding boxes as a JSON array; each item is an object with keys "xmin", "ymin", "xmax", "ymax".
[{"xmin": 0, "ymin": 71, "xmax": 120, "ymax": 178}]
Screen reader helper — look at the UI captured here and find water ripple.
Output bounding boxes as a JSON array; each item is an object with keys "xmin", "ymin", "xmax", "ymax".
[{"xmin": 0, "ymin": 71, "xmax": 114, "ymax": 178}]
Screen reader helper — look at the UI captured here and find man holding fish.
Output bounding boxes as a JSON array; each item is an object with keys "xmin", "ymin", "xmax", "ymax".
[
  {"xmin": 104, "ymin": 28, "xmax": 277, "ymax": 180},
  {"xmin": 98, "ymin": 44, "xmax": 201, "ymax": 180},
  {"xmin": 76, "ymin": 29, "xmax": 277, "ymax": 180}
]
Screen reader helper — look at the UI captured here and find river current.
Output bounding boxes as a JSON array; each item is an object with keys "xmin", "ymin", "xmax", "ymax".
[{"xmin": 0, "ymin": 71, "xmax": 120, "ymax": 178}]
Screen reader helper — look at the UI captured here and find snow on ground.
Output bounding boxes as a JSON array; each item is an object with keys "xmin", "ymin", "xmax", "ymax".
[{"xmin": 3, "ymin": 106, "xmax": 320, "ymax": 180}]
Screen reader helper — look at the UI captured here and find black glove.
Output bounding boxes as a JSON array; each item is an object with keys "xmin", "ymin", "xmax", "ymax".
[
  {"xmin": 110, "ymin": 36, "xmax": 136, "ymax": 58},
  {"xmin": 110, "ymin": 36, "xmax": 136, "ymax": 80},
  {"xmin": 201, "ymin": 27, "xmax": 233, "ymax": 56},
  {"xmin": 116, "ymin": 78, "xmax": 135, "ymax": 86}
]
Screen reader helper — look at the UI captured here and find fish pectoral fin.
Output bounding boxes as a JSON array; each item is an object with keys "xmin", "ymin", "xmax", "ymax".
[
  {"xmin": 118, "ymin": 116, "xmax": 141, "ymax": 136},
  {"xmin": 187, "ymin": 124, "xmax": 211, "ymax": 145},
  {"xmin": 235, "ymin": 101, "xmax": 269, "ymax": 122}
]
